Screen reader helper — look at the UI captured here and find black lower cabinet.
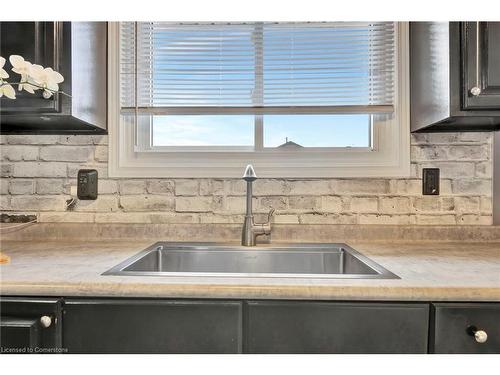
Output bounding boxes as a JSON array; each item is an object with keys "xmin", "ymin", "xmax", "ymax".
[
  {"xmin": 0, "ymin": 297, "xmax": 63, "ymax": 354},
  {"xmin": 62, "ymin": 299, "xmax": 243, "ymax": 353},
  {"xmin": 3, "ymin": 297, "xmax": 499, "ymax": 354},
  {"xmin": 431, "ymin": 303, "xmax": 500, "ymax": 354},
  {"xmin": 245, "ymin": 301, "xmax": 429, "ymax": 353}
]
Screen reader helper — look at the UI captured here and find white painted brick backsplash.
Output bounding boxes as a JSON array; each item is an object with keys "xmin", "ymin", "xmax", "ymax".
[
  {"xmin": 453, "ymin": 196, "xmax": 481, "ymax": 213},
  {"xmin": 412, "ymin": 197, "xmax": 441, "ymax": 212},
  {"xmin": 1, "ymin": 145, "xmax": 39, "ymax": 161},
  {"xmin": 253, "ymin": 179, "xmax": 291, "ymax": 196},
  {"xmin": 458, "ymin": 214, "xmax": 492, "ymax": 225},
  {"xmin": 480, "ymin": 197, "xmax": 492, "ymax": 213},
  {"xmin": 199, "ymin": 213, "xmax": 244, "ymax": 224},
  {"xmin": 259, "ymin": 196, "xmax": 287, "ymax": 211},
  {"xmin": 176, "ymin": 196, "xmax": 222, "ymax": 212},
  {"xmin": 119, "ymin": 180, "xmax": 146, "ymax": 195},
  {"xmin": 416, "ymin": 162, "xmax": 475, "ymax": 178},
  {"xmin": 10, "ymin": 195, "xmax": 67, "ymax": 211},
  {"xmin": 320, "ymin": 196, "xmax": 343, "ymax": 213},
  {"xmin": 40, "ymin": 146, "xmax": 94, "ymax": 162},
  {"xmin": 120, "ymin": 195, "xmax": 174, "ymax": 212},
  {"xmin": 390, "ymin": 179, "xmax": 422, "ymax": 195},
  {"xmin": 0, "ymin": 179, "xmax": 8, "ymax": 195},
  {"xmin": 224, "ymin": 180, "xmax": 246, "ymax": 196},
  {"xmin": 379, "ymin": 197, "xmax": 411, "ymax": 213},
  {"xmin": 358, "ymin": 214, "xmax": 415, "ymax": 225},
  {"xmin": 175, "ymin": 179, "xmax": 199, "ymax": 196},
  {"xmin": 300, "ymin": 213, "xmax": 356, "ymax": 225},
  {"xmin": 57, "ymin": 135, "xmax": 104, "ymax": 145},
  {"xmin": 75, "ymin": 195, "xmax": 119, "ymax": 212},
  {"xmin": 416, "ymin": 215, "xmax": 456, "ymax": 225},
  {"xmin": 289, "ymin": 196, "xmax": 320, "ymax": 212},
  {"xmin": 94, "ymin": 212, "xmax": 198, "ymax": 224},
  {"xmin": 94, "ymin": 146, "xmax": 108, "ymax": 162},
  {"xmin": 349, "ymin": 197, "xmax": 378, "ymax": 213},
  {"xmin": 98, "ymin": 180, "xmax": 118, "ymax": 194},
  {"xmin": 273, "ymin": 214, "xmax": 300, "ymax": 224},
  {"xmin": 36, "ymin": 179, "xmax": 67, "ymax": 195},
  {"xmin": 199, "ymin": 179, "xmax": 224, "ymax": 196},
  {"xmin": 0, "ymin": 195, "xmax": 11, "ymax": 211},
  {"xmin": 223, "ymin": 196, "xmax": 249, "ymax": 214},
  {"xmin": 0, "ymin": 132, "xmax": 493, "ymax": 225},
  {"xmin": 12, "ymin": 162, "xmax": 67, "ymax": 178},
  {"xmin": 286, "ymin": 180, "xmax": 328, "ymax": 195},
  {"xmin": 6, "ymin": 135, "xmax": 60, "ymax": 145},
  {"xmin": 9, "ymin": 180, "xmax": 35, "ymax": 195},
  {"xmin": 475, "ymin": 161, "xmax": 492, "ymax": 178},
  {"xmin": 332, "ymin": 179, "xmax": 390, "ymax": 195},
  {"xmin": 38, "ymin": 211, "xmax": 95, "ymax": 223},
  {"xmin": 67, "ymin": 164, "xmax": 108, "ymax": 178},
  {"xmin": 145, "ymin": 180, "xmax": 174, "ymax": 195},
  {"xmin": 452, "ymin": 179, "xmax": 492, "ymax": 196},
  {"xmin": 1, "ymin": 164, "xmax": 12, "ymax": 177}
]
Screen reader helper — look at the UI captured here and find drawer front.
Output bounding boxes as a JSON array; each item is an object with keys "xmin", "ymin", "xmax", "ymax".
[
  {"xmin": 432, "ymin": 303, "xmax": 500, "ymax": 353},
  {"xmin": 0, "ymin": 297, "xmax": 63, "ymax": 353},
  {"xmin": 63, "ymin": 299, "xmax": 243, "ymax": 353},
  {"xmin": 245, "ymin": 301, "xmax": 429, "ymax": 353}
]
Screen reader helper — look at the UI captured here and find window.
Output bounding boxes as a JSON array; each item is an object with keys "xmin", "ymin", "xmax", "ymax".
[{"xmin": 109, "ymin": 22, "xmax": 409, "ymax": 178}]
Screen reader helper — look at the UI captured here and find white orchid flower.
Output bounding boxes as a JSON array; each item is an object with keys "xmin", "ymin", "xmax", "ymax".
[
  {"xmin": 0, "ymin": 56, "xmax": 15, "ymax": 98},
  {"xmin": 0, "ymin": 56, "xmax": 9, "ymax": 79},
  {"xmin": 0, "ymin": 83, "xmax": 16, "ymax": 99},
  {"xmin": 30, "ymin": 64, "xmax": 64, "ymax": 98},
  {"xmin": 1, "ymin": 54, "xmax": 65, "ymax": 100},
  {"xmin": 9, "ymin": 54, "xmax": 38, "ymax": 93}
]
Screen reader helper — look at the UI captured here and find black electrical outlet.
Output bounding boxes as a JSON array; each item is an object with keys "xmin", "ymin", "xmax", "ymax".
[
  {"xmin": 422, "ymin": 168, "xmax": 439, "ymax": 195},
  {"xmin": 77, "ymin": 169, "xmax": 98, "ymax": 200}
]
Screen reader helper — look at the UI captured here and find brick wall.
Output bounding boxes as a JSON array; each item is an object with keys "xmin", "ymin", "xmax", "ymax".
[{"xmin": 0, "ymin": 132, "xmax": 493, "ymax": 225}]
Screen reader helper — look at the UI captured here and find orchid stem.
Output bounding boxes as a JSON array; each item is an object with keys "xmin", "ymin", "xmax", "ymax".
[{"xmin": 0, "ymin": 81, "xmax": 71, "ymax": 98}]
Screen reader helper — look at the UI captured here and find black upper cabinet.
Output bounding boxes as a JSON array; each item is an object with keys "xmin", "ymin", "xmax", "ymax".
[
  {"xmin": 0, "ymin": 23, "xmax": 59, "ymax": 114},
  {"xmin": 410, "ymin": 22, "xmax": 500, "ymax": 132},
  {"xmin": 462, "ymin": 22, "xmax": 500, "ymax": 111},
  {"xmin": 0, "ymin": 22, "xmax": 107, "ymax": 134}
]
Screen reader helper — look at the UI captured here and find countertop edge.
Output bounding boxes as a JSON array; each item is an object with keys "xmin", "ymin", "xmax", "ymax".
[{"xmin": 2, "ymin": 283, "xmax": 499, "ymax": 302}]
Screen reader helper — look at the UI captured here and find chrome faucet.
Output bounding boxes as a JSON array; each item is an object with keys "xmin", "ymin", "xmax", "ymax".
[{"xmin": 241, "ymin": 165, "xmax": 275, "ymax": 246}]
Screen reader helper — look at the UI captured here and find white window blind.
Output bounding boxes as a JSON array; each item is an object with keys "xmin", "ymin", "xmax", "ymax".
[{"xmin": 120, "ymin": 22, "xmax": 395, "ymax": 115}]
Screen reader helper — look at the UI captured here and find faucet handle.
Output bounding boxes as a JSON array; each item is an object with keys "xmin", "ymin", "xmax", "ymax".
[{"xmin": 267, "ymin": 208, "xmax": 276, "ymax": 223}]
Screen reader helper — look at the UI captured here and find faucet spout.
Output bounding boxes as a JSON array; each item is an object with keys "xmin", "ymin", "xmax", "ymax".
[{"xmin": 241, "ymin": 165, "xmax": 274, "ymax": 246}]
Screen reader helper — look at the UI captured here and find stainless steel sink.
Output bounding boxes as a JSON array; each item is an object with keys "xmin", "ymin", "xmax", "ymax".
[{"xmin": 103, "ymin": 243, "xmax": 398, "ymax": 279}]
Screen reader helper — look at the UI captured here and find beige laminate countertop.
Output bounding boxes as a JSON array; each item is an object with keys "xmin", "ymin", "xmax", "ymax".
[{"xmin": 1, "ymin": 239, "xmax": 499, "ymax": 301}]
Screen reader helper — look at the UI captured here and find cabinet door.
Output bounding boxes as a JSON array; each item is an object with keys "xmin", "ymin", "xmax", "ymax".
[
  {"xmin": 63, "ymin": 299, "xmax": 243, "ymax": 353},
  {"xmin": 1, "ymin": 317, "xmax": 40, "ymax": 352},
  {"xmin": 432, "ymin": 303, "xmax": 500, "ymax": 353},
  {"xmin": 0, "ymin": 297, "xmax": 63, "ymax": 353},
  {"xmin": 245, "ymin": 301, "xmax": 429, "ymax": 353},
  {"xmin": 462, "ymin": 22, "xmax": 500, "ymax": 110},
  {"xmin": 0, "ymin": 22, "xmax": 63, "ymax": 114}
]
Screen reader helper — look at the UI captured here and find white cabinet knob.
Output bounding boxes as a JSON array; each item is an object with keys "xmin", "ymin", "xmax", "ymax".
[
  {"xmin": 474, "ymin": 330, "xmax": 488, "ymax": 344},
  {"xmin": 40, "ymin": 315, "xmax": 52, "ymax": 328},
  {"xmin": 470, "ymin": 86, "xmax": 481, "ymax": 96}
]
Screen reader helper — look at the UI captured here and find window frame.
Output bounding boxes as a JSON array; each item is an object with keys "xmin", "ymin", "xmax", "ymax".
[{"xmin": 108, "ymin": 22, "xmax": 410, "ymax": 178}]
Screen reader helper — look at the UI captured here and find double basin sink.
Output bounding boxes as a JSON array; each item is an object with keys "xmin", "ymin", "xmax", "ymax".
[{"xmin": 103, "ymin": 243, "xmax": 398, "ymax": 279}]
